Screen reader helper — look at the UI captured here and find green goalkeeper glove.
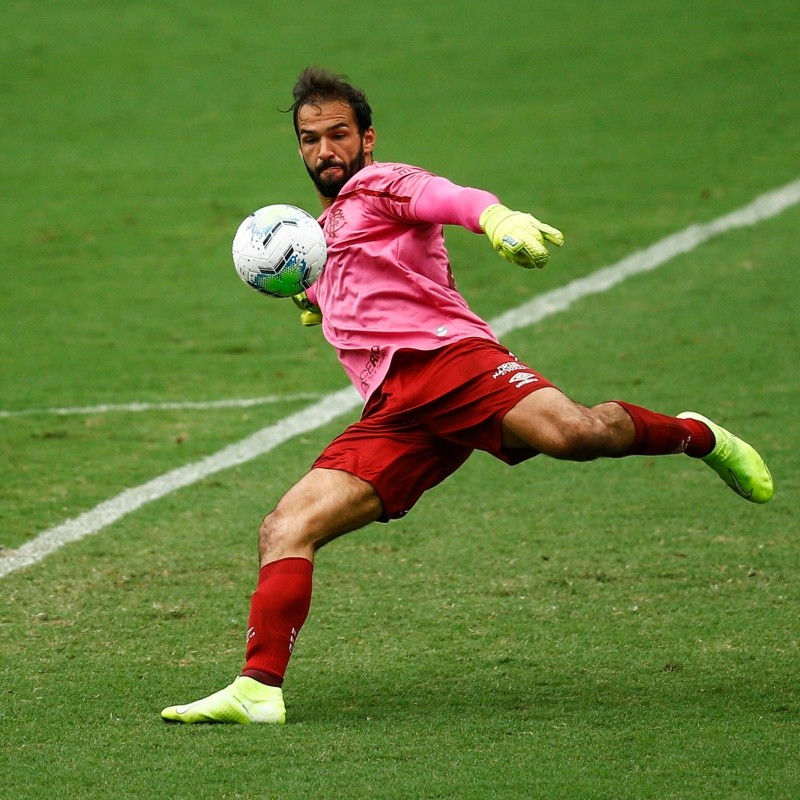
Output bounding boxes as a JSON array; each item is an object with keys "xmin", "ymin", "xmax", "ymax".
[
  {"xmin": 292, "ymin": 292, "xmax": 323, "ymax": 327},
  {"xmin": 479, "ymin": 203, "xmax": 564, "ymax": 269}
]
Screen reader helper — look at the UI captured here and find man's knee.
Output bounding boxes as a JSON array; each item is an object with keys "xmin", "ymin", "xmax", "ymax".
[
  {"xmin": 503, "ymin": 391, "xmax": 633, "ymax": 460},
  {"xmin": 256, "ymin": 468, "xmax": 384, "ymax": 563},
  {"xmin": 558, "ymin": 402, "xmax": 633, "ymax": 460},
  {"xmin": 258, "ymin": 505, "xmax": 302, "ymax": 556},
  {"xmin": 555, "ymin": 412, "xmax": 617, "ymax": 460}
]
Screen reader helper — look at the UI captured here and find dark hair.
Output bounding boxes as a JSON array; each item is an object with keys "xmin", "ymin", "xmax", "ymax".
[{"xmin": 290, "ymin": 66, "xmax": 372, "ymax": 139}]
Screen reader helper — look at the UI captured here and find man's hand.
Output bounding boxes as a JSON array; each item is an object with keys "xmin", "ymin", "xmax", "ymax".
[
  {"xmin": 479, "ymin": 203, "xmax": 564, "ymax": 269},
  {"xmin": 292, "ymin": 292, "xmax": 323, "ymax": 326}
]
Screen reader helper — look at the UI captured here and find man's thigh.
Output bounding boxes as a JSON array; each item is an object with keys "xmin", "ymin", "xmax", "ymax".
[
  {"xmin": 313, "ymin": 420, "xmax": 472, "ymax": 520},
  {"xmin": 273, "ymin": 466, "xmax": 385, "ymax": 540},
  {"xmin": 408, "ymin": 339, "xmax": 558, "ymax": 463}
]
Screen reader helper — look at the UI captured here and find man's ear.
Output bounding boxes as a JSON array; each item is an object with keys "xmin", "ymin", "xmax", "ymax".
[{"xmin": 363, "ymin": 127, "xmax": 376, "ymax": 157}]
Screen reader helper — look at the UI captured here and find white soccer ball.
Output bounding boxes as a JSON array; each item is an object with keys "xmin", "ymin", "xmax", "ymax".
[{"xmin": 232, "ymin": 204, "xmax": 326, "ymax": 298}]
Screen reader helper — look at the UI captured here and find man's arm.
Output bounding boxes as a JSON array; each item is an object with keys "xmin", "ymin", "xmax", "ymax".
[
  {"xmin": 414, "ymin": 176, "xmax": 564, "ymax": 269},
  {"xmin": 413, "ymin": 176, "xmax": 498, "ymax": 233}
]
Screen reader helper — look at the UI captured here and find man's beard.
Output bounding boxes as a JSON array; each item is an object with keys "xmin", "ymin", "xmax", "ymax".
[{"xmin": 306, "ymin": 142, "xmax": 367, "ymax": 199}]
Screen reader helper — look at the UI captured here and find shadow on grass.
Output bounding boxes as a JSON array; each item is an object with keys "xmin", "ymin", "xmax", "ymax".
[{"xmin": 287, "ymin": 657, "xmax": 798, "ymax": 730}]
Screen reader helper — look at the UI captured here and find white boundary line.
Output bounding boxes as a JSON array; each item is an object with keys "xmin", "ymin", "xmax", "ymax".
[
  {"xmin": 492, "ymin": 178, "xmax": 800, "ymax": 337},
  {"xmin": 0, "ymin": 387, "xmax": 362, "ymax": 578},
  {"xmin": 3, "ymin": 176, "xmax": 799, "ymax": 578},
  {"xmin": 0, "ymin": 393, "xmax": 325, "ymax": 419}
]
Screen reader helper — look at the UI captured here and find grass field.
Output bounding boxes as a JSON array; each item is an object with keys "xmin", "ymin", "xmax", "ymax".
[{"xmin": 2, "ymin": 1, "xmax": 799, "ymax": 798}]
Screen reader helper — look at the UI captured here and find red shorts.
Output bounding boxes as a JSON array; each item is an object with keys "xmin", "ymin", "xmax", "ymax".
[{"xmin": 313, "ymin": 338, "xmax": 556, "ymax": 520}]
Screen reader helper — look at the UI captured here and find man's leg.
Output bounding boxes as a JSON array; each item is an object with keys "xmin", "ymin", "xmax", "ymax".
[
  {"xmin": 161, "ymin": 468, "xmax": 383, "ymax": 725},
  {"xmin": 501, "ymin": 388, "xmax": 639, "ymax": 458},
  {"xmin": 501, "ymin": 388, "xmax": 773, "ymax": 502},
  {"xmin": 242, "ymin": 468, "xmax": 384, "ymax": 686}
]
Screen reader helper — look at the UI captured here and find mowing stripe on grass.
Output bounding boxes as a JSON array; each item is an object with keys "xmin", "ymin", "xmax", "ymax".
[{"xmin": 2, "ymin": 175, "xmax": 799, "ymax": 578}]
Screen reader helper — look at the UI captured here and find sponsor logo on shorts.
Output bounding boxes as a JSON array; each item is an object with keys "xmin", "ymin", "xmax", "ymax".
[
  {"xmin": 509, "ymin": 372, "xmax": 540, "ymax": 388},
  {"xmin": 492, "ymin": 360, "xmax": 527, "ymax": 379},
  {"xmin": 492, "ymin": 355, "xmax": 539, "ymax": 387}
]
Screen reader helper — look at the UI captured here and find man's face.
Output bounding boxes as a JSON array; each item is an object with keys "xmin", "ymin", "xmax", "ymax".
[{"xmin": 297, "ymin": 100, "xmax": 375, "ymax": 200}]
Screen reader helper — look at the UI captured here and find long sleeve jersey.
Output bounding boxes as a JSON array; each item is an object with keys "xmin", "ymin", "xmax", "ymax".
[{"xmin": 306, "ymin": 161, "xmax": 501, "ymax": 400}]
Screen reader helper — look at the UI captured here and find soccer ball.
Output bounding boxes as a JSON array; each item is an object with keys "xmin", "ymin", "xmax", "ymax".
[{"xmin": 232, "ymin": 204, "xmax": 326, "ymax": 298}]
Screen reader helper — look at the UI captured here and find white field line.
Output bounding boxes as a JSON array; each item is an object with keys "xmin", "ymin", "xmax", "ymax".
[
  {"xmin": 0, "ymin": 387, "xmax": 362, "ymax": 578},
  {"xmin": 0, "ymin": 393, "xmax": 325, "ymax": 419},
  {"xmin": 491, "ymin": 177, "xmax": 800, "ymax": 337},
  {"xmin": 2, "ymin": 175, "xmax": 800, "ymax": 578}
]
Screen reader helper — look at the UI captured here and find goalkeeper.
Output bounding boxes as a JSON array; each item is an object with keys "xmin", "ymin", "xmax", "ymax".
[{"xmin": 162, "ymin": 67, "xmax": 773, "ymax": 725}]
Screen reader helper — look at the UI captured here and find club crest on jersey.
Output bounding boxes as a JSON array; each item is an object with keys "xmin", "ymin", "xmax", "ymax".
[{"xmin": 325, "ymin": 208, "xmax": 346, "ymax": 239}]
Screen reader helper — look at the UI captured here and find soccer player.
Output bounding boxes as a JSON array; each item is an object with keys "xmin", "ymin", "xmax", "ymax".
[{"xmin": 161, "ymin": 67, "xmax": 773, "ymax": 724}]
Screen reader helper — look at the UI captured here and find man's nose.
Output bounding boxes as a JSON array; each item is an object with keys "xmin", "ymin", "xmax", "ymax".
[{"xmin": 318, "ymin": 137, "xmax": 335, "ymax": 160}]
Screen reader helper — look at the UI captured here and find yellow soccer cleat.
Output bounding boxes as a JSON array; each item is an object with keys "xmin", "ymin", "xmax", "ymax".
[
  {"xmin": 161, "ymin": 676, "xmax": 286, "ymax": 724},
  {"xmin": 678, "ymin": 412, "xmax": 774, "ymax": 503}
]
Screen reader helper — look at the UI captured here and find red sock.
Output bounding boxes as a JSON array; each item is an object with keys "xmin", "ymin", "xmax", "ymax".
[
  {"xmin": 241, "ymin": 557, "xmax": 313, "ymax": 687},
  {"xmin": 613, "ymin": 401, "xmax": 714, "ymax": 458}
]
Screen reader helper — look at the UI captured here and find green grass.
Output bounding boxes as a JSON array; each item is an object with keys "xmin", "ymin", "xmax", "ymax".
[{"xmin": 2, "ymin": 1, "xmax": 800, "ymax": 798}]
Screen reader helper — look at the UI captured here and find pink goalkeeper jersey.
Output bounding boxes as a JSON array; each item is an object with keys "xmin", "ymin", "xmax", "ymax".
[{"xmin": 308, "ymin": 162, "xmax": 500, "ymax": 400}]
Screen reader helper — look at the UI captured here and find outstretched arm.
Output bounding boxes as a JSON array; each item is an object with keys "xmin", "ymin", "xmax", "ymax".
[
  {"xmin": 415, "ymin": 176, "xmax": 564, "ymax": 269},
  {"xmin": 413, "ymin": 176, "xmax": 498, "ymax": 233}
]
